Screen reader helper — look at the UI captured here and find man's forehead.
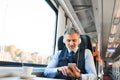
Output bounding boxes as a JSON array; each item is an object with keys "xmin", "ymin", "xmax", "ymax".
[{"xmin": 64, "ymin": 33, "xmax": 79, "ymax": 38}]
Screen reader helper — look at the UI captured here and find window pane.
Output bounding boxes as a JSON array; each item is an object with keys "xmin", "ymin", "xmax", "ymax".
[{"xmin": 0, "ymin": 0, "xmax": 56, "ymax": 64}]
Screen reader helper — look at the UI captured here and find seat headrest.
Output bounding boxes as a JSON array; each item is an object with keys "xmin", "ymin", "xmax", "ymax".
[{"xmin": 57, "ymin": 35, "xmax": 93, "ymax": 52}]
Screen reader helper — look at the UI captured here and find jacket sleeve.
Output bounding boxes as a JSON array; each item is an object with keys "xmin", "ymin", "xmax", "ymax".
[
  {"xmin": 43, "ymin": 51, "xmax": 61, "ymax": 78},
  {"xmin": 81, "ymin": 49, "xmax": 97, "ymax": 80}
]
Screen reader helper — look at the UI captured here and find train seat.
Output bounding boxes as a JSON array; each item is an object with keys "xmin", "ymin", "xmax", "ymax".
[{"xmin": 58, "ymin": 35, "xmax": 93, "ymax": 52}]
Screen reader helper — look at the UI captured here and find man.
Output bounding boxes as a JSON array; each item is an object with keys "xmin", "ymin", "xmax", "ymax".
[{"xmin": 44, "ymin": 27, "xmax": 97, "ymax": 80}]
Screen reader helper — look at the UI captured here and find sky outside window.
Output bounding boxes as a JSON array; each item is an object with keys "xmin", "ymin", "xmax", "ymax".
[{"xmin": 0, "ymin": 0, "xmax": 56, "ymax": 63}]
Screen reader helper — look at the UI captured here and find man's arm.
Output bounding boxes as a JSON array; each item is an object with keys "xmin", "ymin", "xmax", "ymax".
[
  {"xmin": 44, "ymin": 50, "xmax": 73, "ymax": 78},
  {"xmin": 81, "ymin": 49, "xmax": 97, "ymax": 80},
  {"xmin": 43, "ymin": 51, "xmax": 61, "ymax": 77}
]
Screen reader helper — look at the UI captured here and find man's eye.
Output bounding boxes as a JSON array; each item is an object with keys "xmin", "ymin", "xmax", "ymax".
[
  {"xmin": 67, "ymin": 40, "xmax": 71, "ymax": 42},
  {"xmin": 73, "ymin": 40, "xmax": 76, "ymax": 42}
]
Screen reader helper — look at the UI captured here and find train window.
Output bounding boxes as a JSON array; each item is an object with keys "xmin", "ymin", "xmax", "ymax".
[{"xmin": 0, "ymin": 0, "xmax": 56, "ymax": 65}]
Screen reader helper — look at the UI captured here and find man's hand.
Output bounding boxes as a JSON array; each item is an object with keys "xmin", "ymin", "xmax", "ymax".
[
  {"xmin": 57, "ymin": 65, "xmax": 81, "ymax": 78},
  {"xmin": 67, "ymin": 64, "xmax": 81, "ymax": 78},
  {"xmin": 57, "ymin": 66, "xmax": 68, "ymax": 76}
]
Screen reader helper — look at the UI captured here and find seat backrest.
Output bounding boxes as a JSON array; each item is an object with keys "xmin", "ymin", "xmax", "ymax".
[
  {"xmin": 57, "ymin": 35, "xmax": 93, "ymax": 53},
  {"xmin": 58, "ymin": 36, "xmax": 65, "ymax": 50},
  {"xmin": 79, "ymin": 35, "xmax": 93, "ymax": 52}
]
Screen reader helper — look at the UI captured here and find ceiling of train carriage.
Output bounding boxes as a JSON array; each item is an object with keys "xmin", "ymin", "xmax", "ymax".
[{"xmin": 56, "ymin": 0, "xmax": 120, "ymax": 61}]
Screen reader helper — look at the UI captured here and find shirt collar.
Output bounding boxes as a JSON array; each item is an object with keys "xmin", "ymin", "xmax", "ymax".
[{"xmin": 68, "ymin": 47, "xmax": 79, "ymax": 53}]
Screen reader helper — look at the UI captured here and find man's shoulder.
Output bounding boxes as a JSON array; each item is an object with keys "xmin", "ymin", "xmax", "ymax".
[
  {"xmin": 55, "ymin": 50, "xmax": 62, "ymax": 55},
  {"xmin": 85, "ymin": 49, "xmax": 91, "ymax": 52},
  {"xmin": 84, "ymin": 49, "xmax": 93, "ymax": 57}
]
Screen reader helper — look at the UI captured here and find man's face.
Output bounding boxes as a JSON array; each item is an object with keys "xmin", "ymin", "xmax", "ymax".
[{"xmin": 64, "ymin": 33, "xmax": 80, "ymax": 51}]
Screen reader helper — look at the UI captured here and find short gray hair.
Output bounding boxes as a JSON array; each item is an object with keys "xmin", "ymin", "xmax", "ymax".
[{"xmin": 64, "ymin": 27, "xmax": 80, "ymax": 35}]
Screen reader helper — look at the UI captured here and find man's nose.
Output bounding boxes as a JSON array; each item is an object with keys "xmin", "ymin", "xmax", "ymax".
[{"xmin": 69, "ymin": 41, "xmax": 74, "ymax": 45}]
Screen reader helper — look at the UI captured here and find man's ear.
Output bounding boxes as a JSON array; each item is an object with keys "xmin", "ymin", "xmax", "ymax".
[{"xmin": 79, "ymin": 38, "xmax": 81, "ymax": 44}]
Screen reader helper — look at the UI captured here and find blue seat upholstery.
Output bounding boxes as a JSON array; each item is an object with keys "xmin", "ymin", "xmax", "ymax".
[{"xmin": 58, "ymin": 36, "xmax": 65, "ymax": 50}]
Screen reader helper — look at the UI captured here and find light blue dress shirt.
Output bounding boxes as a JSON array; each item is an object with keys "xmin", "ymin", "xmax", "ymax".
[{"xmin": 44, "ymin": 49, "xmax": 97, "ymax": 80}]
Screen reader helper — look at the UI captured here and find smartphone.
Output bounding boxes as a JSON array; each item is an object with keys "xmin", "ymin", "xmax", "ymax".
[{"xmin": 68, "ymin": 63, "xmax": 76, "ymax": 67}]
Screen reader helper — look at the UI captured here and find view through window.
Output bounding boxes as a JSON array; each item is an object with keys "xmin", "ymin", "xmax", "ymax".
[{"xmin": 0, "ymin": 0, "xmax": 56, "ymax": 64}]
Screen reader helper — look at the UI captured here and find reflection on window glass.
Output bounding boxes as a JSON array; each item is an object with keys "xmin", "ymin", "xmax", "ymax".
[{"xmin": 0, "ymin": 0, "xmax": 56, "ymax": 64}]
